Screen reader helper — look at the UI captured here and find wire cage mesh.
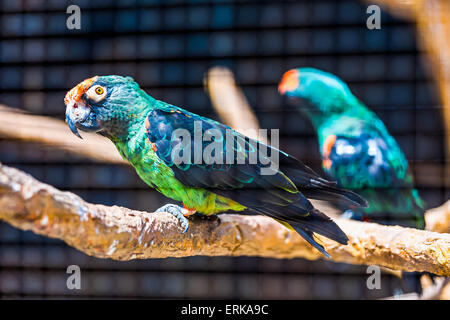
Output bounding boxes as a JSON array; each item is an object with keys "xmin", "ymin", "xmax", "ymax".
[{"xmin": 0, "ymin": 0, "xmax": 447, "ymax": 299}]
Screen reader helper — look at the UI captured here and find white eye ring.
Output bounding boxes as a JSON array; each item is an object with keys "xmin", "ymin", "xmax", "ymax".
[{"xmin": 86, "ymin": 85, "xmax": 107, "ymax": 103}]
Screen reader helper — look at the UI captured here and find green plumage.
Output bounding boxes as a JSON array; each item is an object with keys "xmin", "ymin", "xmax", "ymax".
[
  {"xmin": 112, "ymin": 104, "xmax": 246, "ymax": 215},
  {"xmin": 92, "ymin": 78, "xmax": 244, "ymax": 214}
]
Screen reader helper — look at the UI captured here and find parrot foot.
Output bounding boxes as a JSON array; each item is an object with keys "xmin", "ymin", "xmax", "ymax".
[{"xmin": 156, "ymin": 204, "xmax": 191, "ymax": 233}]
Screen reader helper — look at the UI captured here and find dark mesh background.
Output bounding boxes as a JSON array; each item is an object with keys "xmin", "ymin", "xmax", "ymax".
[{"xmin": 0, "ymin": 0, "xmax": 447, "ymax": 299}]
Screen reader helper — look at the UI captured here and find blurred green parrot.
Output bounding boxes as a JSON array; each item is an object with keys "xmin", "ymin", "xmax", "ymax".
[
  {"xmin": 64, "ymin": 75, "xmax": 368, "ymax": 257},
  {"xmin": 278, "ymin": 68, "xmax": 425, "ymax": 228},
  {"xmin": 279, "ymin": 67, "xmax": 427, "ymax": 292}
]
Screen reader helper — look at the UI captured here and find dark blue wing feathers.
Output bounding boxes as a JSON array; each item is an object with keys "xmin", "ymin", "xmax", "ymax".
[
  {"xmin": 327, "ymin": 134, "xmax": 404, "ymax": 188},
  {"xmin": 144, "ymin": 105, "xmax": 367, "ymax": 252}
]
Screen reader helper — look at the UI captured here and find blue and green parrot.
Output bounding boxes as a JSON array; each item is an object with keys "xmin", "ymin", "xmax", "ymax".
[
  {"xmin": 278, "ymin": 68, "xmax": 427, "ymax": 292},
  {"xmin": 278, "ymin": 68, "xmax": 425, "ymax": 229},
  {"xmin": 64, "ymin": 75, "xmax": 368, "ymax": 258}
]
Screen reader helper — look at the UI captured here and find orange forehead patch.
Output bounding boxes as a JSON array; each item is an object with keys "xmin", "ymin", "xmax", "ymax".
[
  {"xmin": 64, "ymin": 76, "xmax": 98, "ymax": 104},
  {"xmin": 278, "ymin": 69, "xmax": 300, "ymax": 94},
  {"xmin": 322, "ymin": 135, "xmax": 337, "ymax": 158},
  {"xmin": 322, "ymin": 135, "xmax": 337, "ymax": 170}
]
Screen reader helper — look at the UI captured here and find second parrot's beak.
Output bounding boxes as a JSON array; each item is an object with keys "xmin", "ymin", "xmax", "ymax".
[
  {"xmin": 66, "ymin": 100, "xmax": 88, "ymax": 139},
  {"xmin": 65, "ymin": 100, "xmax": 101, "ymax": 139}
]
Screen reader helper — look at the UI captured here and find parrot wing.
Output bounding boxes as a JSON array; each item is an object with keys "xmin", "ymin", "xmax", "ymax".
[
  {"xmin": 145, "ymin": 105, "xmax": 307, "ymax": 210},
  {"xmin": 324, "ymin": 132, "xmax": 410, "ymax": 189},
  {"xmin": 142, "ymin": 104, "xmax": 372, "ymax": 254},
  {"xmin": 324, "ymin": 131, "xmax": 425, "ymax": 227},
  {"xmin": 145, "ymin": 104, "xmax": 366, "ymax": 210},
  {"xmin": 146, "ymin": 104, "xmax": 367, "ymax": 210}
]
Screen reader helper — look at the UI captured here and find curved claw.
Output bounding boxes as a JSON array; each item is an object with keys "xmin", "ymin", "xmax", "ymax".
[{"xmin": 156, "ymin": 204, "xmax": 190, "ymax": 233}]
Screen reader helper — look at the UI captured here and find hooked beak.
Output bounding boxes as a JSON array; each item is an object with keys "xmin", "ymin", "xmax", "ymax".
[{"xmin": 65, "ymin": 100, "xmax": 91, "ymax": 139}]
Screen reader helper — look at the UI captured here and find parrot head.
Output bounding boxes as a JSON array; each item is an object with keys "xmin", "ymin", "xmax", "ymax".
[
  {"xmin": 278, "ymin": 68, "xmax": 359, "ymax": 125},
  {"xmin": 65, "ymin": 75, "xmax": 147, "ymax": 139}
]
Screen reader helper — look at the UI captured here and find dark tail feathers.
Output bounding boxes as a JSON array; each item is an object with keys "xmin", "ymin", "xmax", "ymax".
[
  {"xmin": 282, "ymin": 158, "xmax": 367, "ymax": 209},
  {"xmin": 290, "ymin": 208, "xmax": 349, "ymax": 258},
  {"xmin": 298, "ymin": 181, "xmax": 368, "ymax": 209}
]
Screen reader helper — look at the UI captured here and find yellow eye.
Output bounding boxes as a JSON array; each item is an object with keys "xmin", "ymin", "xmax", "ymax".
[
  {"xmin": 95, "ymin": 87, "xmax": 104, "ymax": 95},
  {"xmin": 86, "ymin": 85, "xmax": 107, "ymax": 102}
]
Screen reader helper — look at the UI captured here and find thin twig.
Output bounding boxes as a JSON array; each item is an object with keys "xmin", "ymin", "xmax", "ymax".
[
  {"xmin": 204, "ymin": 67, "xmax": 267, "ymax": 143},
  {"xmin": 0, "ymin": 105, "xmax": 125, "ymax": 164}
]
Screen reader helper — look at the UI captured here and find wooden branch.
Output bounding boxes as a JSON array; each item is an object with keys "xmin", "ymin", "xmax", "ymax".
[
  {"xmin": 0, "ymin": 105, "xmax": 125, "ymax": 164},
  {"xmin": 204, "ymin": 66, "xmax": 267, "ymax": 143},
  {"xmin": 0, "ymin": 163, "xmax": 449, "ymax": 276}
]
